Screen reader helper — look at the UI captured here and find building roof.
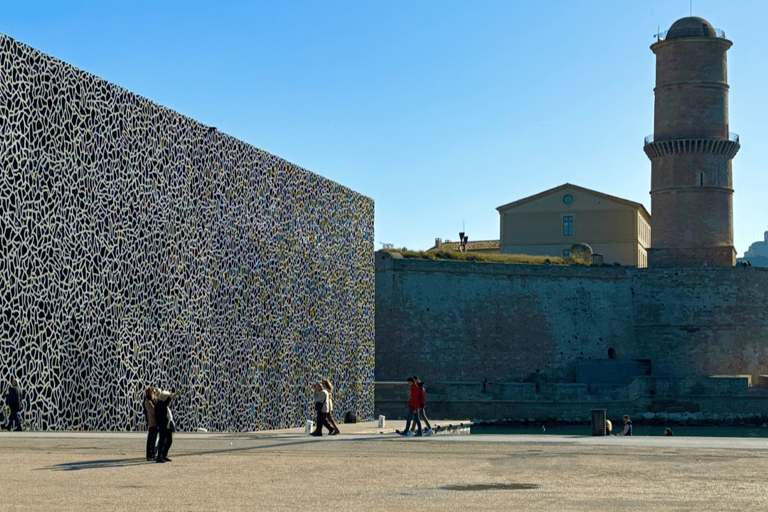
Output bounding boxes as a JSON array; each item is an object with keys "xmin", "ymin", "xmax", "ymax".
[
  {"xmin": 666, "ymin": 17, "xmax": 717, "ymax": 39},
  {"xmin": 496, "ymin": 183, "xmax": 651, "ymax": 222},
  {"xmin": 427, "ymin": 239, "xmax": 500, "ymax": 252}
]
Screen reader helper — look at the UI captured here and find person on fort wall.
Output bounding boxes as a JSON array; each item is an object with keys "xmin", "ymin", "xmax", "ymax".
[
  {"xmin": 396, "ymin": 376, "xmax": 422, "ymax": 436},
  {"xmin": 311, "ymin": 382, "xmax": 336, "ymax": 436},
  {"xmin": 154, "ymin": 388, "xmax": 182, "ymax": 463},
  {"xmin": 144, "ymin": 386, "xmax": 158, "ymax": 461},
  {"xmin": 3, "ymin": 378, "xmax": 22, "ymax": 432}
]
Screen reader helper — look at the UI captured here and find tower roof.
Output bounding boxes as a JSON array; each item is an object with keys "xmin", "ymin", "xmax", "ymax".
[{"xmin": 666, "ymin": 17, "xmax": 717, "ymax": 39}]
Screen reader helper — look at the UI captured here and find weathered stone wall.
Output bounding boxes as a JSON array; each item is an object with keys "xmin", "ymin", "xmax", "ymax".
[
  {"xmin": 376, "ymin": 252, "xmax": 768, "ymax": 389},
  {"xmin": 375, "ymin": 252, "xmax": 635, "ymax": 384},
  {"xmin": 0, "ymin": 33, "xmax": 374, "ymax": 431},
  {"xmin": 632, "ymin": 266, "xmax": 768, "ymax": 385}
]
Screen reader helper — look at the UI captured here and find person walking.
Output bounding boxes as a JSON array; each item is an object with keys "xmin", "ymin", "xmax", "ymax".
[
  {"xmin": 154, "ymin": 388, "xmax": 181, "ymax": 462},
  {"xmin": 321, "ymin": 379, "xmax": 341, "ymax": 435},
  {"xmin": 143, "ymin": 386, "xmax": 158, "ymax": 461},
  {"xmin": 396, "ymin": 376, "xmax": 422, "ymax": 436},
  {"xmin": 3, "ymin": 378, "xmax": 22, "ymax": 431},
  {"xmin": 310, "ymin": 382, "xmax": 335, "ymax": 436},
  {"xmin": 414, "ymin": 377, "xmax": 434, "ymax": 436}
]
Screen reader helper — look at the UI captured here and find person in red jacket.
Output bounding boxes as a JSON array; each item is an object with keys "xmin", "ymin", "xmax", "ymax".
[
  {"xmin": 413, "ymin": 377, "xmax": 434, "ymax": 436},
  {"xmin": 396, "ymin": 376, "xmax": 422, "ymax": 436}
]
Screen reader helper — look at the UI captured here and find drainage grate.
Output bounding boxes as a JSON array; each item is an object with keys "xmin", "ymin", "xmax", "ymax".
[{"xmin": 442, "ymin": 483, "xmax": 539, "ymax": 491}]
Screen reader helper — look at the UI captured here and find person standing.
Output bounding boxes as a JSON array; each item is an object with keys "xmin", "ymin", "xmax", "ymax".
[
  {"xmin": 321, "ymin": 379, "xmax": 340, "ymax": 435},
  {"xmin": 154, "ymin": 388, "xmax": 181, "ymax": 462},
  {"xmin": 3, "ymin": 378, "xmax": 22, "ymax": 431},
  {"xmin": 143, "ymin": 386, "xmax": 158, "ymax": 461}
]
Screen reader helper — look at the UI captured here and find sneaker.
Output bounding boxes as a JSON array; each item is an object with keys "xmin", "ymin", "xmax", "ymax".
[
  {"xmin": 415, "ymin": 431, "xmax": 423, "ymax": 437},
  {"xmin": 405, "ymin": 430, "xmax": 414, "ymax": 436},
  {"xmin": 330, "ymin": 429, "xmax": 340, "ymax": 435},
  {"xmin": 425, "ymin": 428, "xmax": 435, "ymax": 436}
]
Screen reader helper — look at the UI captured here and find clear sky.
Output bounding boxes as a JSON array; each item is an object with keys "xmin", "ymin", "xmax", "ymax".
[{"xmin": 2, "ymin": 1, "xmax": 767, "ymax": 255}]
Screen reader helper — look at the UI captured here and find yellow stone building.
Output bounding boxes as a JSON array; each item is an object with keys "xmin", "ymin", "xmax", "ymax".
[{"xmin": 496, "ymin": 183, "xmax": 651, "ymax": 267}]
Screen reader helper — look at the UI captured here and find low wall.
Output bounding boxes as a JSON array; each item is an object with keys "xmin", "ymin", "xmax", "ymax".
[{"xmin": 375, "ymin": 378, "xmax": 768, "ymax": 422}]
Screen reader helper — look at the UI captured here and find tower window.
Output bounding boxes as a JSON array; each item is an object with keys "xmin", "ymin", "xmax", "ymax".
[
  {"xmin": 698, "ymin": 172, "xmax": 704, "ymax": 186},
  {"xmin": 563, "ymin": 216, "xmax": 574, "ymax": 236}
]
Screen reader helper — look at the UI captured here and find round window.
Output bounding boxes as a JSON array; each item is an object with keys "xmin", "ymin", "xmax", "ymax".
[{"xmin": 563, "ymin": 194, "xmax": 574, "ymax": 205}]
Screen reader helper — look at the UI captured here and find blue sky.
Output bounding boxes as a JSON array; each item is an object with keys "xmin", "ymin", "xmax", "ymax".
[{"xmin": 3, "ymin": 1, "xmax": 768, "ymax": 255}]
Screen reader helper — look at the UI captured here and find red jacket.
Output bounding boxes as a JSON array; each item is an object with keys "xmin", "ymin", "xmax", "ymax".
[{"xmin": 408, "ymin": 382, "xmax": 421, "ymax": 409}]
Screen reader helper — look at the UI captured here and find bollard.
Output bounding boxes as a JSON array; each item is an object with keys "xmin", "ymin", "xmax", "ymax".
[
  {"xmin": 378, "ymin": 415, "xmax": 386, "ymax": 428},
  {"xmin": 305, "ymin": 420, "xmax": 314, "ymax": 434}
]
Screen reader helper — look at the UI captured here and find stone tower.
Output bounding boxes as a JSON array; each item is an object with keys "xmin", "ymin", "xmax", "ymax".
[{"xmin": 644, "ymin": 17, "xmax": 739, "ymax": 266}]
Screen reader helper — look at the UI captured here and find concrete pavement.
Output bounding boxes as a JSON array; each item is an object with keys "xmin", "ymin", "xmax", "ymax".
[{"xmin": 1, "ymin": 420, "xmax": 766, "ymax": 511}]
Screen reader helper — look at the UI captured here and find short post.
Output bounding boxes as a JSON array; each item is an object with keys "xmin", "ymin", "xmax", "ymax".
[{"xmin": 591, "ymin": 409, "xmax": 607, "ymax": 436}]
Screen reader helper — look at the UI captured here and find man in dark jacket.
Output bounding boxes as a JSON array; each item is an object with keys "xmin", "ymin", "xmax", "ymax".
[
  {"xmin": 3, "ymin": 378, "xmax": 22, "ymax": 431},
  {"xmin": 154, "ymin": 388, "xmax": 181, "ymax": 463}
]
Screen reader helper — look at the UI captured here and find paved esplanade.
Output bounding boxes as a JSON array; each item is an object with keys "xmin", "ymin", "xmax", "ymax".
[{"xmin": 1, "ymin": 421, "xmax": 766, "ymax": 510}]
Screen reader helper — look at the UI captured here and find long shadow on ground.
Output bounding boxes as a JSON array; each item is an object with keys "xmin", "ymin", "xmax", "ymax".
[{"xmin": 36, "ymin": 434, "xmax": 384, "ymax": 471}]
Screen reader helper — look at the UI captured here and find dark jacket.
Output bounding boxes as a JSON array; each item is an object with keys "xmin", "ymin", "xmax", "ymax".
[
  {"xmin": 5, "ymin": 386, "xmax": 20, "ymax": 412},
  {"xmin": 155, "ymin": 396, "xmax": 171, "ymax": 430}
]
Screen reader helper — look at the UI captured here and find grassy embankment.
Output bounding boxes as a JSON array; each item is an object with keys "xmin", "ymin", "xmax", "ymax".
[{"xmin": 383, "ymin": 248, "xmax": 595, "ymax": 266}]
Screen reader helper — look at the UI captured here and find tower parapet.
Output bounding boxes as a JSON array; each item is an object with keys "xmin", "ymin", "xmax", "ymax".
[{"xmin": 645, "ymin": 17, "xmax": 738, "ymax": 266}]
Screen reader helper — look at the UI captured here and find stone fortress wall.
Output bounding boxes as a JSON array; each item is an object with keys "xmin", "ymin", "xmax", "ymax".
[
  {"xmin": 375, "ymin": 252, "xmax": 768, "ymax": 420},
  {"xmin": 0, "ymin": 33, "xmax": 375, "ymax": 431}
]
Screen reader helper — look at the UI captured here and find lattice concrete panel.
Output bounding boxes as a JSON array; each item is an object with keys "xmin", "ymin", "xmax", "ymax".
[{"xmin": 0, "ymin": 33, "xmax": 374, "ymax": 431}]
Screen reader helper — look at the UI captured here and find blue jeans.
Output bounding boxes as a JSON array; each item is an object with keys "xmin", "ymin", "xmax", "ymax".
[{"xmin": 403, "ymin": 407, "xmax": 422, "ymax": 434}]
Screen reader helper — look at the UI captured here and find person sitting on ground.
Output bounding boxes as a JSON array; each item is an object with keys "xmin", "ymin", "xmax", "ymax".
[
  {"xmin": 664, "ymin": 428, "xmax": 674, "ymax": 436},
  {"xmin": 619, "ymin": 415, "xmax": 633, "ymax": 436}
]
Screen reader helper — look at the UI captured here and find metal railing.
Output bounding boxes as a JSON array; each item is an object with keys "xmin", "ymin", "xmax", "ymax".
[
  {"xmin": 654, "ymin": 28, "xmax": 726, "ymax": 41},
  {"xmin": 644, "ymin": 132, "xmax": 739, "ymax": 146}
]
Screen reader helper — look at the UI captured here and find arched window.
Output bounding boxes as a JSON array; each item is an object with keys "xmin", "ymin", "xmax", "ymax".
[{"xmin": 608, "ymin": 347, "xmax": 617, "ymax": 360}]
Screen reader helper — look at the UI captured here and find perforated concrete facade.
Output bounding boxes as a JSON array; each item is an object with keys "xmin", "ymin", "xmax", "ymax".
[{"xmin": 0, "ymin": 33, "xmax": 374, "ymax": 431}]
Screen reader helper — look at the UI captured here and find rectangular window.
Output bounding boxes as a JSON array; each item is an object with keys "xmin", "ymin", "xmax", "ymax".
[
  {"xmin": 563, "ymin": 249, "xmax": 570, "ymax": 258},
  {"xmin": 563, "ymin": 216, "xmax": 574, "ymax": 237}
]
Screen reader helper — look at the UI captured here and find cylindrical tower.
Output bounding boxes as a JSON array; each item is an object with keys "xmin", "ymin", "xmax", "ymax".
[{"xmin": 644, "ymin": 17, "xmax": 739, "ymax": 266}]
